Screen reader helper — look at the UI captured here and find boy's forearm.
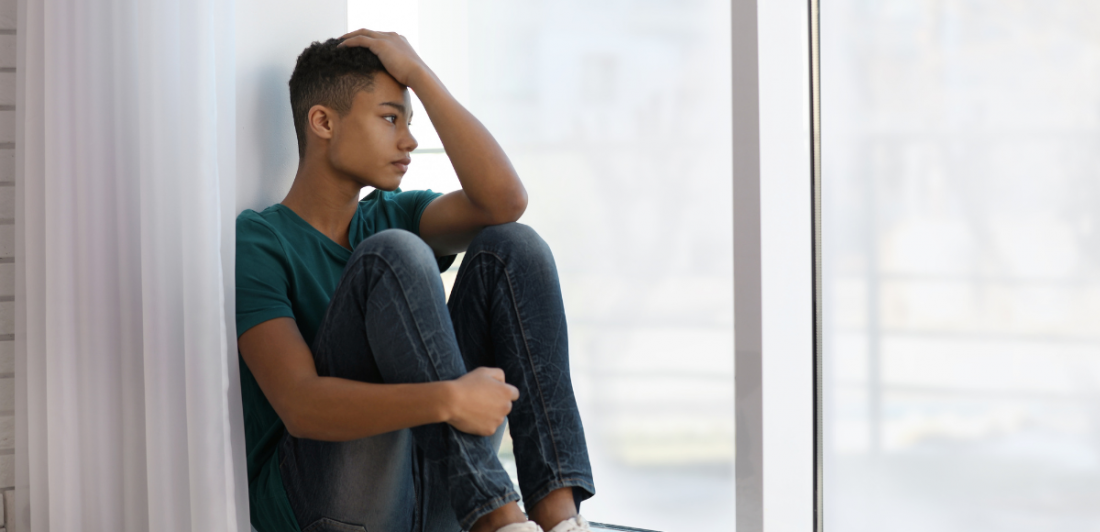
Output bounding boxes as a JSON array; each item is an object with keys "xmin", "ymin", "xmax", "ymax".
[
  {"xmin": 286, "ymin": 376, "xmax": 455, "ymax": 442},
  {"xmin": 409, "ymin": 69, "xmax": 527, "ymax": 221}
]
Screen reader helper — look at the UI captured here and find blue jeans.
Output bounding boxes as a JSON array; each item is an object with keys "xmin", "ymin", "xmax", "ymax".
[{"xmin": 278, "ymin": 223, "xmax": 595, "ymax": 532}]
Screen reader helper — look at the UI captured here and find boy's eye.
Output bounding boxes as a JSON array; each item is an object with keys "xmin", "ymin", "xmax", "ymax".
[{"xmin": 384, "ymin": 115, "xmax": 397, "ymax": 124}]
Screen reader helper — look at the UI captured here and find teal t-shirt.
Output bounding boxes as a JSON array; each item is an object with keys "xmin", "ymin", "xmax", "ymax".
[{"xmin": 235, "ymin": 188, "xmax": 455, "ymax": 532}]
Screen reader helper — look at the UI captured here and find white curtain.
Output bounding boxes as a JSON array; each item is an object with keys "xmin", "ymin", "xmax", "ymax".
[{"xmin": 14, "ymin": 0, "xmax": 248, "ymax": 530}]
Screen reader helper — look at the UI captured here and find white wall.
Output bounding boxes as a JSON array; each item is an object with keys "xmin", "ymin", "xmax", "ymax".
[{"xmin": 235, "ymin": 1, "xmax": 347, "ymax": 214}]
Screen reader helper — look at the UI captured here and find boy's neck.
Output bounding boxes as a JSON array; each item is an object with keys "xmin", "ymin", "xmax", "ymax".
[{"xmin": 281, "ymin": 157, "xmax": 363, "ymax": 249}]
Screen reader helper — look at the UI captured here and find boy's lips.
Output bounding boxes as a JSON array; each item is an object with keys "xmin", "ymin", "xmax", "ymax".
[{"xmin": 392, "ymin": 157, "xmax": 411, "ymax": 173}]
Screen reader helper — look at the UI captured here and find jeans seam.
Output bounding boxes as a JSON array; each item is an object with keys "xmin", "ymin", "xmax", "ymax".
[
  {"xmin": 353, "ymin": 249, "xmax": 449, "ymax": 382},
  {"xmin": 470, "ymin": 249, "xmax": 567, "ymax": 483}
]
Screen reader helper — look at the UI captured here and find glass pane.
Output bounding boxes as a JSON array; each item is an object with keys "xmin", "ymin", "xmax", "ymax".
[
  {"xmin": 823, "ymin": 2, "xmax": 1100, "ymax": 530},
  {"xmin": 351, "ymin": 1, "xmax": 734, "ymax": 530}
]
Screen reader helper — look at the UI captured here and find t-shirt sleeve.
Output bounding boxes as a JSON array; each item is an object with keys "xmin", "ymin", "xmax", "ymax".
[
  {"xmin": 389, "ymin": 188, "xmax": 442, "ymax": 237},
  {"xmin": 390, "ymin": 189, "xmax": 457, "ymax": 272},
  {"xmin": 235, "ymin": 212, "xmax": 296, "ymax": 338}
]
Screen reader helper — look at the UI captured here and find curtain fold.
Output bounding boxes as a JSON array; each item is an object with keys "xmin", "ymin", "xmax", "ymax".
[{"xmin": 15, "ymin": 0, "xmax": 247, "ymax": 530}]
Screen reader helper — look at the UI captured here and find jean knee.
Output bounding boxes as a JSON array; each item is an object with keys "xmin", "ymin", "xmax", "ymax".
[
  {"xmin": 352, "ymin": 229, "xmax": 438, "ymax": 274},
  {"xmin": 471, "ymin": 223, "xmax": 552, "ymax": 263}
]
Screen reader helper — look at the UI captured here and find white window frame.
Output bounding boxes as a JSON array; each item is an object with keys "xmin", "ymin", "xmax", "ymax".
[{"xmin": 732, "ymin": 0, "xmax": 822, "ymax": 531}]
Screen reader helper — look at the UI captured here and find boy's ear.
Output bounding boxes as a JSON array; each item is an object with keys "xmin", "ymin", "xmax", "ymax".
[{"xmin": 308, "ymin": 104, "xmax": 336, "ymax": 141}]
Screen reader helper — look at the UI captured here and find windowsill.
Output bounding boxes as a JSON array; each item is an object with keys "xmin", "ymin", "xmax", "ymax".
[{"xmin": 590, "ymin": 523, "xmax": 661, "ymax": 532}]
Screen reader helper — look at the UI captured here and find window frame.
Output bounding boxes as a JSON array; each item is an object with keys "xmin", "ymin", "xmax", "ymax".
[{"xmin": 731, "ymin": 0, "xmax": 822, "ymax": 530}]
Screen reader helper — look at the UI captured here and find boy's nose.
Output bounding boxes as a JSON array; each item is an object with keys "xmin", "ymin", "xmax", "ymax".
[{"xmin": 402, "ymin": 132, "xmax": 418, "ymax": 153}]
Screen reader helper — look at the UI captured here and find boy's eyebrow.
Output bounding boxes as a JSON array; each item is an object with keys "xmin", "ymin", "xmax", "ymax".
[{"xmin": 379, "ymin": 101, "xmax": 408, "ymax": 115}]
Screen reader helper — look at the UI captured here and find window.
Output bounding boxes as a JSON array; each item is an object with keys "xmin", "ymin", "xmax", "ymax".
[
  {"xmin": 350, "ymin": 1, "xmax": 734, "ymax": 529},
  {"xmin": 823, "ymin": 2, "xmax": 1100, "ymax": 529}
]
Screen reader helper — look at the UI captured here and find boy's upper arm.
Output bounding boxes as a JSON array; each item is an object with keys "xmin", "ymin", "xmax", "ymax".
[
  {"xmin": 238, "ymin": 317, "xmax": 317, "ymax": 431},
  {"xmin": 236, "ymin": 214, "xmax": 295, "ymax": 335},
  {"xmin": 236, "ymin": 214, "xmax": 311, "ymax": 428}
]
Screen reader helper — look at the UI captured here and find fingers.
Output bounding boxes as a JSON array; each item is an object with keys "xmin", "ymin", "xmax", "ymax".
[
  {"xmin": 478, "ymin": 367, "xmax": 518, "ymax": 400},
  {"xmin": 339, "ymin": 28, "xmax": 384, "ymax": 40},
  {"xmin": 338, "ymin": 28, "xmax": 405, "ymax": 47},
  {"xmin": 336, "ymin": 35, "xmax": 376, "ymax": 49}
]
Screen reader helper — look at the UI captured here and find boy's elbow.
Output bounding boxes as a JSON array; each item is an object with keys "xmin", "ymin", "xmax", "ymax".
[
  {"xmin": 282, "ymin": 413, "xmax": 312, "ymax": 439},
  {"xmin": 283, "ymin": 405, "xmax": 358, "ymax": 442},
  {"xmin": 491, "ymin": 190, "xmax": 527, "ymax": 224},
  {"xmin": 282, "ymin": 404, "xmax": 327, "ymax": 440}
]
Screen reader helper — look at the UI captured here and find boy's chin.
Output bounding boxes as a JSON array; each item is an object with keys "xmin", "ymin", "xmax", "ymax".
[{"xmin": 359, "ymin": 175, "xmax": 403, "ymax": 192}]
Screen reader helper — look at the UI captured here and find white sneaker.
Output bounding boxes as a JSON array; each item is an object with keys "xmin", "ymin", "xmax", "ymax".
[
  {"xmin": 547, "ymin": 515, "xmax": 592, "ymax": 532},
  {"xmin": 496, "ymin": 521, "xmax": 544, "ymax": 532}
]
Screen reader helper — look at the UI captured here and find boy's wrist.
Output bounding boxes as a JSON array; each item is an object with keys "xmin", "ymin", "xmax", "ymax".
[
  {"xmin": 406, "ymin": 65, "xmax": 443, "ymax": 97},
  {"xmin": 434, "ymin": 380, "xmax": 458, "ymax": 425}
]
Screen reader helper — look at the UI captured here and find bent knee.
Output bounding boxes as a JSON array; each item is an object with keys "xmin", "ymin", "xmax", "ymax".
[
  {"xmin": 475, "ymin": 222, "xmax": 542, "ymax": 246},
  {"xmin": 353, "ymin": 229, "xmax": 436, "ymax": 267},
  {"xmin": 471, "ymin": 223, "xmax": 552, "ymax": 260}
]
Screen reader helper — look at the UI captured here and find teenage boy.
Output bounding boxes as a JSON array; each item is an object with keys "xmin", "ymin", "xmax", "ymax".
[{"xmin": 235, "ymin": 30, "xmax": 595, "ymax": 532}]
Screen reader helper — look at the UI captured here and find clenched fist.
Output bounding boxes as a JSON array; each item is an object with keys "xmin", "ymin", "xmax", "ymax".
[{"xmin": 444, "ymin": 367, "xmax": 520, "ymax": 436}]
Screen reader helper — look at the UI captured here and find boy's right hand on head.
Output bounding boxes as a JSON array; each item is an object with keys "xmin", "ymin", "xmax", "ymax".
[
  {"xmin": 338, "ymin": 28, "xmax": 430, "ymax": 89},
  {"xmin": 446, "ymin": 367, "xmax": 520, "ymax": 436}
]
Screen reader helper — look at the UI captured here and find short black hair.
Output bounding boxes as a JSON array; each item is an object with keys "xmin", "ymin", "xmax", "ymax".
[{"xmin": 289, "ymin": 38, "xmax": 387, "ymax": 157}]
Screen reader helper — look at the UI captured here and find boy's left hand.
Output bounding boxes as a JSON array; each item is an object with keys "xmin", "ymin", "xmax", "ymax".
[{"xmin": 338, "ymin": 28, "xmax": 431, "ymax": 88}]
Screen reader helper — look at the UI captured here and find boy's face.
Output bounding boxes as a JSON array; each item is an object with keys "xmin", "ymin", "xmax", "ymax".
[{"xmin": 326, "ymin": 72, "xmax": 417, "ymax": 191}]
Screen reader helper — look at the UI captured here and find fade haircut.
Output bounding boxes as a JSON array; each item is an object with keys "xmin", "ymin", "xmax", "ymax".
[{"xmin": 289, "ymin": 38, "xmax": 387, "ymax": 157}]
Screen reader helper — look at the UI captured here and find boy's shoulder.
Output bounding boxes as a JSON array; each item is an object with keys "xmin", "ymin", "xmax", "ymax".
[
  {"xmin": 236, "ymin": 204, "xmax": 279, "ymax": 221},
  {"xmin": 236, "ymin": 206, "xmax": 287, "ymax": 252},
  {"xmin": 236, "ymin": 205, "xmax": 284, "ymax": 232}
]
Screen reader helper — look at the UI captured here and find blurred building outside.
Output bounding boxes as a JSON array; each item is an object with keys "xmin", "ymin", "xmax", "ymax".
[
  {"xmin": 823, "ymin": 1, "xmax": 1100, "ymax": 530},
  {"xmin": 351, "ymin": 0, "xmax": 734, "ymax": 530}
]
